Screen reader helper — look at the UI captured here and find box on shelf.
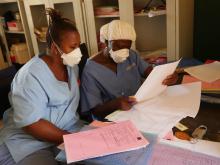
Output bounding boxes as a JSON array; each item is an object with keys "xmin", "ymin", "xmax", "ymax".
[
  {"xmin": 10, "ymin": 43, "xmax": 30, "ymax": 64},
  {"xmin": 7, "ymin": 21, "xmax": 23, "ymax": 31}
]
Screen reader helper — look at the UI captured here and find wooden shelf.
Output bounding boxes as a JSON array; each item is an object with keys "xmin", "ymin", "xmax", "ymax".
[
  {"xmin": 0, "ymin": 0, "xmax": 16, "ymax": 3},
  {"xmin": 138, "ymin": 48, "xmax": 167, "ymax": 59},
  {"xmin": 5, "ymin": 30, "xmax": 25, "ymax": 34},
  {"xmin": 0, "ymin": 0, "xmax": 34, "ymax": 66},
  {"xmin": 95, "ymin": 14, "xmax": 119, "ymax": 18},
  {"xmin": 37, "ymin": 39, "xmax": 46, "ymax": 43},
  {"xmin": 134, "ymin": 10, "xmax": 166, "ymax": 17}
]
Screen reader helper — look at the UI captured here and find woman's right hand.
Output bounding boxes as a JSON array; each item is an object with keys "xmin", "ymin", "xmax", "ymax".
[
  {"xmin": 92, "ymin": 96, "xmax": 137, "ymax": 119},
  {"xmin": 116, "ymin": 96, "xmax": 137, "ymax": 111}
]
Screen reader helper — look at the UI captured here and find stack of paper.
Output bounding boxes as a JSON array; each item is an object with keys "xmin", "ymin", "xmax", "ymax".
[
  {"xmin": 182, "ymin": 75, "xmax": 220, "ymax": 93},
  {"xmin": 183, "ymin": 63, "xmax": 220, "ymax": 103},
  {"xmin": 184, "ymin": 61, "xmax": 220, "ymax": 83},
  {"xmin": 106, "ymin": 60, "xmax": 201, "ymax": 137},
  {"xmin": 63, "ymin": 120, "xmax": 149, "ymax": 164},
  {"xmin": 160, "ymin": 138, "xmax": 220, "ymax": 159},
  {"xmin": 107, "ymin": 82, "xmax": 201, "ymax": 137},
  {"xmin": 148, "ymin": 142, "xmax": 220, "ymax": 165},
  {"xmin": 85, "ymin": 132, "xmax": 158, "ymax": 165},
  {"xmin": 56, "ymin": 131, "xmax": 157, "ymax": 165}
]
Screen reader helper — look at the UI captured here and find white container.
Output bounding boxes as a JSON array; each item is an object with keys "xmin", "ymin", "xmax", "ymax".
[
  {"xmin": 15, "ymin": 12, "xmax": 21, "ymax": 21},
  {"xmin": 7, "ymin": 21, "xmax": 23, "ymax": 31}
]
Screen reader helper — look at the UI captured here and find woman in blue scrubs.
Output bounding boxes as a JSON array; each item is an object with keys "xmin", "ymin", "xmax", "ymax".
[
  {"xmin": 0, "ymin": 9, "xmax": 83, "ymax": 165},
  {"xmin": 80, "ymin": 20, "xmax": 177, "ymax": 121}
]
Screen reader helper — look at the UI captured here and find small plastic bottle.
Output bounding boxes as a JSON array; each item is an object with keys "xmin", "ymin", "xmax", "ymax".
[{"xmin": 14, "ymin": 12, "xmax": 23, "ymax": 31}]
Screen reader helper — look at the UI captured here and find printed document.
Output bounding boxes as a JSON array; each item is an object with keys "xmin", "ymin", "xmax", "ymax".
[
  {"xmin": 63, "ymin": 120, "xmax": 149, "ymax": 163},
  {"xmin": 135, "ymin": 59, "xmax": 181, "ymax": 102}
]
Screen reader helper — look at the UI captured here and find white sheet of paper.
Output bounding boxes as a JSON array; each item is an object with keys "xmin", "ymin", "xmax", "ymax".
[
  {"xmin": 135, "ymin": 60, "xmax": 181, "ymax": 102},
  {"xmin": 184, "ymin": 61, "xmax": 220, "ymax": 82},
  {"xmin": 106, "ymin": 82, "xmax": 201, "ymax": 137}
]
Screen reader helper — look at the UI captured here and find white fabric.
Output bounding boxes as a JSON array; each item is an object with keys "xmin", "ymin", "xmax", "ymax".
[
  {"xmin": 100, "ymin": 23, "xmax": 109, "ymax": 43},
  {"xmin": 108, "ymin": 20, "xmax": 136, "ymax": 41}
]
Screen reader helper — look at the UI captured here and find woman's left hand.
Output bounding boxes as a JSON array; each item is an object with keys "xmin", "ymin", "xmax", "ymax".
[{"xmin": 162, "ymin": 72, "xmax": 178, "ymax": 86}]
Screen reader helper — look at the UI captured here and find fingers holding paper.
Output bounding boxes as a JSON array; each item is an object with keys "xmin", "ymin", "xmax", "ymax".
[
  {"xmin": 162, "ymin": 72, "xmax": 178, "ymax": 86},
  {"xmin": 117, "ymin": 96, "xmax": 137, "ymax": 111}
]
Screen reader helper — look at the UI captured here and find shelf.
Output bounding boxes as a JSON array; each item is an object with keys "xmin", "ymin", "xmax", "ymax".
[
  {"xmin": 95, "ymin": 14, "xmax": 120, "ymax": 18},
  {"xmin": 37, "ymin": 39, "xmax": 46, "ymax": 43},
  {"xmin": 138, "ymin": 48, "xmax": 167, "ymax": 59},
  {"xmin": 134, "ymin": 10, "xmax": 166, "ymax": 18},
  {"xmin": 5, "ymin": 30, "xmax": 25, "ymax": 34},
  {"xmin": 0, "ymin": 0, "xmax": 16, "ymax": 3}
]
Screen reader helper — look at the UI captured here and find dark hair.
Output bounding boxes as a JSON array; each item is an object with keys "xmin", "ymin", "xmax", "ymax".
[{"xmin": 46, "ymin": 8, "xmax": 78, "ymax": 48}]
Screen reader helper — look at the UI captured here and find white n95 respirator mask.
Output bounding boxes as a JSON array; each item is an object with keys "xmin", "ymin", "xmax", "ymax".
[
  {"xmin": 109, "ymin": 49, "xmax": 129, "ymax": 63},
  {"xmin": 49, "ymin": 30, "xmax": 82, "ymax": 67},
  {"xmin": 60, "ymin": 48, "xmax": 82, "ymax": 67}
]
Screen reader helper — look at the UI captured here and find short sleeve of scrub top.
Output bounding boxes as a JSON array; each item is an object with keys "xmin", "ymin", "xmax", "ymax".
[
  {"xmin": 11, "ymin": 73, "xmax": 48, "ymax": 128},
  {"xmin": 80, "ymin": 69, "xmax": 103, "ymax": 114}
]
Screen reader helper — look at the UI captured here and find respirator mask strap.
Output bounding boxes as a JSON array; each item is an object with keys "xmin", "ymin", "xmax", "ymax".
[{"xmin": 49, "ymin": 29, "xmax": 63, "ymax": 55}]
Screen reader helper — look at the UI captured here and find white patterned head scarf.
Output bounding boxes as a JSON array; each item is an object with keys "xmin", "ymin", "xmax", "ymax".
[{"xmin": 108, "ymin": 20, "xmax": 136, "ymax": 41}]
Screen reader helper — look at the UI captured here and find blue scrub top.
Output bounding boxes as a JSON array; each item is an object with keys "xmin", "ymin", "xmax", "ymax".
[
  {"xmin": 0, "ymin": 56, "xmax": 83, "ymax": 163},
  {"xmin": 80, "ymin": 49, "xmax": 149, "ymax": 114}
]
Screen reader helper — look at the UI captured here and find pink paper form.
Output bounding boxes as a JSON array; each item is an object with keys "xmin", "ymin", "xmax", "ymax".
[
  {"xmin": 148, "ymin": 143, "xmax": 220, "ymax": 165},
  {"xmin": 63, "ymin": 120, "xmax": 149, "ymax": 163}
]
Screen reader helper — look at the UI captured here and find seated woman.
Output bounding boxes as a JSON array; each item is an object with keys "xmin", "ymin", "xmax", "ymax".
[
  {"xmin": 80, "ymin": 20, "xmax": 177, "ymax": 121},
  {"xmin": 0, "ymin": 9, "xmax": 84, "ymax": 165}
]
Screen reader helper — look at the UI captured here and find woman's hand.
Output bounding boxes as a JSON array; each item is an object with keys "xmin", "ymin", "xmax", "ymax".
[
  {"xmin": 23, "ymin": 119, "xmax": 69, "ymax": 144},
  {"xmin": 92, "ymin": 96, "xmax": 137, "ymax": 119},
  {"xmin": 162, "ymin": 72, "xmax": 178, "ymax": 85},
  {"xmin": 116, "ymin": 96, "xmax": 137, "ymax": 111}
]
